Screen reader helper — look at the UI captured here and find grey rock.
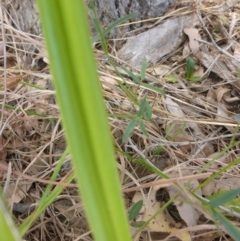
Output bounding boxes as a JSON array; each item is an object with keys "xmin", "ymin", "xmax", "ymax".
[{"xmin": 118, "ymin": 14, "xmax": 198, "ymax": 68}]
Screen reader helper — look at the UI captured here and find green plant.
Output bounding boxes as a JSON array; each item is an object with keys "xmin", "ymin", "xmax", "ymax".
[
  {"xmin": 2, "ymin": 1, "xmax": 240, "ymax": 240},
  {"xmin": 35, "ymin": 1, "xmax": 132, "ymax": 241},
  {"xmin": 207, "ymin": 188, "xmax": 240, "ymax": 240},
  {"xmin": 0, "ymin": 191, "xmax": 22, "ymax": 241},
  {"xmin": 122, "ymin": 59, "xmax": 155, "ymax": 142},
  {"xmin": 185, "ymin": 57, "xmax": 202, "ymax": 81},
  {"xmin": 122, "ymin": 96, "xmax": 152, "ymax": 142}
]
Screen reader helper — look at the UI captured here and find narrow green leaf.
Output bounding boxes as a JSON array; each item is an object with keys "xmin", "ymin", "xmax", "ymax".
[
  {"xmin": 20, "ymin": 148, "xmax": 70, "ymax": 235},
  {"xmin": 142, "ymin": 83, "xmax": 165, "ymax": 96},
  {"xmin": 134, "ymin": 158, "xmax": 169, "ymax": 179},
  {"xmin": 121, "ymin": 66, "xmax": 141, "ymax": 84},
  {"xmin": 128, "ymin": 200, "xmax": 143, "ymax": 221},
  {"xmin": 143, "ymin": 101, "xmax": 152, "ymax": 120},
  {"xmin": 209, "ymin": 188, "xmax": 240, "ymax": 208},
  {"xmin": 138, "ymin": 97, "xmax": 147, "ymax": 117},
  {"xmin": 188, "ymin": 76, "xmax": 202, "ymax": 82},
  {"xmin": 20, "ymin": 172, "xmax": 75, "ymax": 236},
  {"xmin": 123, "ymin": 118, "xmax": 138, "ymax": 143},
  {"xmin": 186, "ymin": 57, "xmax": 195, "ymax": 80},
  {"xmin": 130, "ymin": 221, "xmax": 146, "ymax": 228},
  {"xmin": 213, "ymin": 210, "xmax": 240, "ymax": 240},
  {"xmin": 153, "ymin": 146, "xmax": 164, "ymax": 155},
  {"xmin": 138, "ymin": 97, "xmax": 152, "ymax": 119},
  {"xmin": 0, "ymin": 193, "xmax": 22, "ymax": 241},
  {"xmin": 140, "ymin": 58, "xmax": 147, "ymax": 81},
  {"xmin": 115, "ymin": 79, "xmax": 139, "ymax": 105},
  {"xmin": 92, "ymin": 12, "xmax": 138, "ymax": 42},
  {"xmin": 196, "ymin": 157, "xmax": 240, "ymax": 192},
  {"xmin": 37, "ymin": 1, "xmax": 132, "ymax": 241},
  {"xmin": 139, "ymin": 119, "xmax": 148, "ymax": 137}
]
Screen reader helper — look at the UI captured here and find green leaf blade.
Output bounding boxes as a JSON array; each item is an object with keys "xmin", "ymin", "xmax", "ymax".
[
  {"xmin": 139, "ymin": 119, "xmax": 148, "ymax": 137},
  {"xmin": 123, "ymin": 118, "xmax": 138, "ymax": 143},
  {"xmin": 0, "ymin": 193, "xmax": 22, "ymax": 241},
  {"xmin": 142, "ymin": 83, "xmax": 165, "ymax": 96},
  {"xmin": 36, "ymin": 1, "xmax": 132, "ymax": 241},
  {"xmin": 209, "ymin": 188, "xmax": 240, "ymax": 208},
  {"xmin": 186, "ymin": 57, "xmax": 195, "ymax": 80},
  {"xmin": 213, "ymin": 210, "xmax": 240, "ymax": 240},
  {"xmin": 128, "ymin": 200, "xmax": 143, "ymax": 221}
]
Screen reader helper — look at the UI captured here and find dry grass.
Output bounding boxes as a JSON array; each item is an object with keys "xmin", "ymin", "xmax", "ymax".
[{"xmin": 1, "ymin": 1, "xmax": 240, "ymax": 241}]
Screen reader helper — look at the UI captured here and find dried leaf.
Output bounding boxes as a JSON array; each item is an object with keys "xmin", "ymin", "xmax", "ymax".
[
  {"xmin": 0, "ymin": 160, "xmax": 7, "ymax": 178},
  {"xmin": 196, "ymin": 50, "xmax": 239, "ymax": 81},
  {"xmin": 206, "ymin": 87, "xmax": 234, "ymax": 132},
  {"xmin": 0, "ymin": 137, "xmax": 7, "ymax": 161},
  {"xmin": 132, "ymin": 190, "xmax": 191, "ymax": 241},
  {"xmin": 167, "ymin": 185, "xmax": 201, "ymax": 227},
  {"xmin": 193, "ymin": 66, "xmax": 204, "ymax": 77},
  {"xmin": 148, "ymin": 64, "xmax": 171, "ymax": 76},
  {"xmin": 165, "ymin": 96, "xmax": 185, "ymax": 118},
  {"xmin": 206, "ymin": 152, "xmax": 234, "ymax": 169},
  {"xmin": 167, "ymin": 169, "xmax": 202, "ymax": 227},
  {"xmin": 202, "ymin": 177, "xmax": 240, "ymax": 196},
  {"xmin": 164, "ymin": 97, "xmax": 193, "ymax": 154},
  {"xmin": 215, "ymin": 87, "xmax": 230, "ymax": 103},
  {"xmin": 0, "ymin": 75, "xmax": 23, "ymax": 90},
  {"xmin": 233, "ymin": 45, "xmax": 240, "ymax": 59},
  {"xmin": 101, "ymin": 76, "xmax": 118, "ymax": 90},
  {"xmin": 184, "ymin": 28, "xmax": 201, "ymax": 54},
  {"xmin": 6, "ymin": 181, "xmax": 32, "ymax": 204}
]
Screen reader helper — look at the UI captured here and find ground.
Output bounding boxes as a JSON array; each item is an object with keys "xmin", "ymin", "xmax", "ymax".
[{"xmin": 1, "ymin": 1, "xmax": 240, "ymax": 241}]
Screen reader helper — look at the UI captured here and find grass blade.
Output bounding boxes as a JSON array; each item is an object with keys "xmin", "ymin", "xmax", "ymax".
[
  {"xmin": 142, "ymin": 83, "xmax": 165, "ymax": 96},
  {"xmin": 0, "ymin": 192, "xmax": 22, "ymax": 241},
  {"xmin": 139, "ymin": 119, "xmax": 148, "ymax": 137},
  {"xmin": 121, "ymin": 66, "xmax": 141, "ymax": 84},
  {"xmin": 209, "ymin": 188, "xmax": 240, "ymax": 208},
  {"xmin": 92, "ymin": 12, "xmax": 138, "ymax": 42},
  {"xmin": 123, "ymin": 118, "xmax": 138, "ymax": 143},
  {"xmin": 213, "ymin": 210, "xmax": 240, "ymax": 240},
  {"xmin": 36, "ymin": 1, "xmax": 132, "ymax": 241}
]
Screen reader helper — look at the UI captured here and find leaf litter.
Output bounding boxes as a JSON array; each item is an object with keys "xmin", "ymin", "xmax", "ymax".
[{"xmin": 1, "ymin": 0, "xmax": 240, "ymax": 240}]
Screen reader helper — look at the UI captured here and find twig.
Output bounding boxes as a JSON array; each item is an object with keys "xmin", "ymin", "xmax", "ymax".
[{"xmin": 123, "ymin": 172, "xmax": 212, "ymax": 192}]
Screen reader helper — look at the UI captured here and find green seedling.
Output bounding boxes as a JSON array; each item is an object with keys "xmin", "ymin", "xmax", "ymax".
[
  {"xmin": 122, "ymin": 97, "xmax": 152, "ymax": 143},
  {"xmin": 121, "ymin": 58, "xmax": 165, "ymax": 142},
  {"xmin": 185, "ymin": 57, "xmax": 202, "ymax": 81}
]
